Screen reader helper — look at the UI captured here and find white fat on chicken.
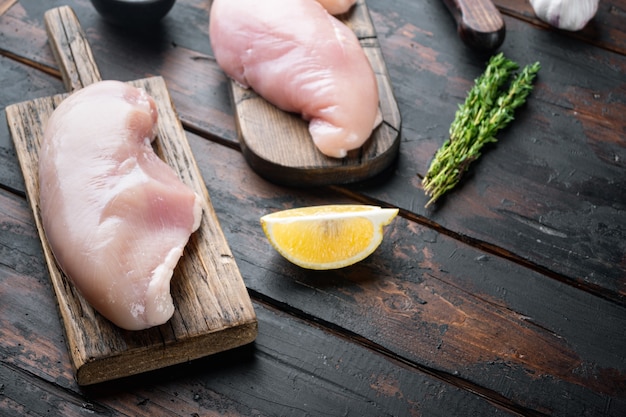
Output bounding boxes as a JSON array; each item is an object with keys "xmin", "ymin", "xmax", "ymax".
[
  {"xmin": 209, "ymin": 0, "xmax": 380, "ymax": 158},
  {"xmin": 39, "ymin": 80, "xmax": 202, "ymax": 331}
]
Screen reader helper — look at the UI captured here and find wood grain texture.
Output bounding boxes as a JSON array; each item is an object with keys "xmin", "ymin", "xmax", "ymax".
[
  {"xmin": 442, "ymin": 0, "xmax": 506, "ymax": 50},
  {"xmin": 231, "ymin": 0, "xmax": 401, "ymax": 186},
  {"xmin": 1, "ymin": 1, "xmax": 626, "ymax": 415},
  {"xmin": 0, "ymin": 192, "xmax": 517, "ymax": 417},
  {"xmin": 44, "ymin": 6, "xmax": 101, "ymax": 91},
  {"xmin": 0, "ymin": 56, "xmax": 65, "ymax": 194},
  {"xmin": 3, "ymin": 134, "xmax": 625, "ymax": 416},
  {"xmin": 188, "ymin": 133, "xmax": 626, "ymax": 417},
  {"xmin": 345, "ymin": 2, "xmax": 626, "ymax": 305},
  {"xmin": 4, "ymin": 6, "xmax": 256, "ymax": 385}
]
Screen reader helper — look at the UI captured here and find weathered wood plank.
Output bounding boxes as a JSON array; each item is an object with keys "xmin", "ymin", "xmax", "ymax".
[
  {"xmin": 186, "ymin": 135, "xmax": 626, "ymax": 417},
  {"xmin": 355, "ymin": 9, "xmax": 626, "ymax": 303},
  {"xmin": 0, "ymin": 311, "xmax": 521, "ymax": 417},
  {"xmin": 44, "ymin": 5, "xmax": 101, "ymax": 91},
  {"xmin": 3, "ymin": 112, "xmax": 625, "ymax": 416},
  {"xmin": 4, "ymin": 6, "xmax": 256, "ymax": 385},
  {"xmin": 1, "ymin": 188, "xmax": 517, "ymax": 417},
  {"xmin": 0, "ymin": 56, "xmax": 64, "ymax": 194}
]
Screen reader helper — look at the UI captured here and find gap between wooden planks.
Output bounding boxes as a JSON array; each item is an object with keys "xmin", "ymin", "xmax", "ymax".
[{"xmin": 5, "ymin": 6, "xmax": 257, "ymax": 385}]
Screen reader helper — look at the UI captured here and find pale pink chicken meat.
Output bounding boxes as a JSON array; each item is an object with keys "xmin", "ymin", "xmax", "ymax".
[
  {"xmin": 316, "ymin": 0, "xmax": 357, "ymax": 15},
  {"xmin": 39, "ymin": 80, "xmax": 202, "ymax": 331},
  {"xmin": 209, "ymin": 0, "xmax": 380, "ymax": 158}
]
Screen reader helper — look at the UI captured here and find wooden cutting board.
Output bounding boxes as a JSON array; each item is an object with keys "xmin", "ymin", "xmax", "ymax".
[
  {"xmin": 231, "ymin": 0, "xmax": 402, "ymax": 186},
  {"xmin": 5, "ymin": 6, "xmax": 257, "ymax": 386}
]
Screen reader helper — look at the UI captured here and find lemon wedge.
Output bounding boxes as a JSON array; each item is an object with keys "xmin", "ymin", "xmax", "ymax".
[{"xmin": 260, "ymin": 205, "xmax": 399, "ymax": 270}]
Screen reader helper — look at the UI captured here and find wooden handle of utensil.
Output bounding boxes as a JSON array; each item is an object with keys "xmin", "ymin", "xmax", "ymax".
[
  {"xmin": 442, "ymin": 0, "xmax": 506, "ymax": 51},
  {"xmin": 44, "ymin": 6, "xmax": 102, "ymax": 92}
]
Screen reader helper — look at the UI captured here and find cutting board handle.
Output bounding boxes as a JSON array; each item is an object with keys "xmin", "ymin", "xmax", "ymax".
[
  {"xmin": 442, "ymin": 0, "xmax": 506, "ymax": 51},
  {"xmin": 44, "ymin": 6, "xmax": 102, "ymax": 91}
]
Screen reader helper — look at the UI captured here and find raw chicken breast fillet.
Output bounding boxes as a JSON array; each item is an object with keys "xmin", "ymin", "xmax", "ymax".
[
  {"xmin": 210, "ymin": 0, "xmax": 380, "ymax": 158},
  {"xmin": 316, "ymin": 0, "xmax": 357, "ymax": 15},
  {"xmin": 39, "ymin": 80, "xmax": 202, "ymax": 331}
]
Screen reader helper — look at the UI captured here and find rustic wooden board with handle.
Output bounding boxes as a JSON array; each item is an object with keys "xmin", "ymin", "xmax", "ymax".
[
  {"xmin": 442, "ymin": 0, "xmax": 506, "ymax": 51},
  {"xmin": 5, "ymin": 6, "xmax": 257, "ymax": 386},
  {"xmin": 231, "ymin": 0, "xmax": 402, "ymax": 186}
]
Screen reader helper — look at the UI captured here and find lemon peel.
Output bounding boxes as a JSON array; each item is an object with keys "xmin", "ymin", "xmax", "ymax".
[{"xmin": 260, "ymin": 205, "xmax": 398, "ymax": 270}]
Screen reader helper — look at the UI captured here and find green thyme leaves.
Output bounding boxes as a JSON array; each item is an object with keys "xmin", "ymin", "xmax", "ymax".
[{"xmin": 422, "ymin": 53, "xmax": 541, "ymax": 207}]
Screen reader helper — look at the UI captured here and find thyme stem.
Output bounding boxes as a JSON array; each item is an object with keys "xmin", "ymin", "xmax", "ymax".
[{"xmin": 422, "ymin": 53, "xmax": 540, "ymax": 207}]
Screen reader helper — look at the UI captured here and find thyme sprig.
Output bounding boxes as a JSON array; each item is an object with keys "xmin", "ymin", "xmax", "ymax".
[{"xmin": 422, "ymin": 53, "xmax": 540, "ymax": 207}]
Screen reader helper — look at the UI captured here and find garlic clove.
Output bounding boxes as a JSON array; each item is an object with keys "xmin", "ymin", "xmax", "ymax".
[{"xmin": 529, "ymin": 0, "xmax": 599, "ymax": 31}]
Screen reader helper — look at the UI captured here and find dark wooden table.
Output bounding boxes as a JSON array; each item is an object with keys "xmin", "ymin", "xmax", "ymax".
[{"xmin": 1, "ymin": 0, "xmax": 625, "ymax": 415}]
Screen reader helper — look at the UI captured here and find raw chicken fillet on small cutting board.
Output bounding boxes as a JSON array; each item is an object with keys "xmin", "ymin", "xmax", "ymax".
[
  {"xmin": 4, "ymin": 6, "xmax": 257, "ymax": 386},
  {"xmin": 231, "ymin": 0, "xmax": 402, "ymax": 186}
]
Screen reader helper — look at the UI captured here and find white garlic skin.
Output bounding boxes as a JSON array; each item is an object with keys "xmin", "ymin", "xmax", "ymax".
[{"xmin": 529, "ymin": 0, "xmax": 599, "ymax": 31}]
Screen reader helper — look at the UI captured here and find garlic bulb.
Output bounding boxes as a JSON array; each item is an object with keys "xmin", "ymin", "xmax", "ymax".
[{"xmin": 529, "ymin": 0, "xmax": 599, "ymax": 31}]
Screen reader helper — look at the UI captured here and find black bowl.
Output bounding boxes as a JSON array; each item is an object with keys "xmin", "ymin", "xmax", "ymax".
[{"xmin": 90, "ymin": 0, "xmax": 176, "ymax": 27}]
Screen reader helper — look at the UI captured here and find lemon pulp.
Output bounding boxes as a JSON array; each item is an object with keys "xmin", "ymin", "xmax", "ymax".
[{"xmin": 260, "ymin": 205, "xmax": 398, "ymax": 270}]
